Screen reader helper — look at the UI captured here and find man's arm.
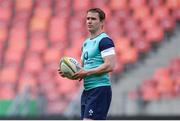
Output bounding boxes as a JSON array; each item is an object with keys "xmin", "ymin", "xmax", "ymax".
[
  {"xmin": 86, "ymin": 55, "xmax": 116, "ymax": 76},
  {"xmin": 72, "ymin": 54, "xmax": 116, "ymax": 79}
]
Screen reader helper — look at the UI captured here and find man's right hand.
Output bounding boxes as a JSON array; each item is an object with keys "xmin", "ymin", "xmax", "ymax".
[{"xmin": 58, "ymin": 69, "xmax": 66, "ymax": 77}]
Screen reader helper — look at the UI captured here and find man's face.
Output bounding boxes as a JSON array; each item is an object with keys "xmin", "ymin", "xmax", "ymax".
[{"xmin": 86, "ymin": 12, "xmax": 103, "ymax": 33}]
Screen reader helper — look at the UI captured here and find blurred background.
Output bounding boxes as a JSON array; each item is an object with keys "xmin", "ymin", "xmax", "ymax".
[{"xmin": 0, "ymin": 0, "xmax": 180, "ymax": 120}]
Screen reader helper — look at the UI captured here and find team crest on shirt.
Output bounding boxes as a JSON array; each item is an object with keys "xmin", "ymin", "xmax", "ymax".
[
  {"xmin": 84, "ymin": 42, "xmax": 87, "ymax": 47},
  {"xmin": 84, "ymin": 51, "xmax": 88, "ymax": 60},
  {"xmin": 93, "ymin": 40, "xmax": 96, "ymax": 46},
  {"xmin": 89, "ymin": 109, "xmax": 93, "ymax": 116}
]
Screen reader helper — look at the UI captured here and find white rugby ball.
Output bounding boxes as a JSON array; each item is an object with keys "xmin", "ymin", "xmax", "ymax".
[{"xmin": 59, "ymin": 56, "xmax": 81, "ymax": 80}]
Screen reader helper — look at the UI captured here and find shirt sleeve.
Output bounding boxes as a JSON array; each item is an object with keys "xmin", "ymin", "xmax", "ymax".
[{"xmin": 99, "ymin": 37, "xmax": 116, "ymax": 57}]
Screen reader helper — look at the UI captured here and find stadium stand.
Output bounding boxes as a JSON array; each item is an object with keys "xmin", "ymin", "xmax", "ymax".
[{"xmin": 0, "ymin": 0, "xmax": 180, "ymax": 119}]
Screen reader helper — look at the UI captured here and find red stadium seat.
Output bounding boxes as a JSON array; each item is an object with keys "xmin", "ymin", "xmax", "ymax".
[
  {"xmin": 8, "ymin": 27, "xmax": 27, "ymax": 52},
  {"xmin": 147, "ymin": 0, "xmax": 165, "ymax": 9},
  {"xmin": 30, "ymin": 16, "xmax": 48, "ymax": 32},
  {"xmin": 110, "ymin": 0, "xmax": 127, "ymax": 10},
  {"xmin": 153, "ymin": 68, "xmax": 176, "ymax": 97},
  {"xmin": 49, "ymin": 17, "xmax": 67, "ymax": 44},
  {"xmin": 124, "ymin": 17, "xmax": 139, "ymax": 31},
  {"xmin": 73, "ymin": 0, "xmax": 91, "ymax": 12},
  {"xmin": 141, "ymin": 16, "xmax": 158, "ymax": 31},
  {"xmin": 0, "ymin": 85, "xmax": 15, "ymax": 99},
  {"xmin": 114, "ymin": 36, "xmax": 131, "ymax": 53},
  {"xmin": 0, "ymin": 66, "xmax": 18, "ymax": 84},
  {"xmin": 156, "ymin": 77, "xmax": 175, "ymax": 97},
  {"xmin": 23, "ymin": 53, "xmax": 43, "ymax": 74},
  {"xmin": 129, "ymin": 0, "xmax": 147, "ymax": 9},
  {"xmin": 140, "ymin": 79, "xmax": 160, "ymax": 101},
  {"xmin": 63, "ymin": 47, "xmax": 81, "ymax": 61},
  {"xmin": 131, "ymin": 6, "xmax": 150, "ymax": 21},
  {"xmin": 34, "ymin": 6, "xmax": 52, "ymax": 20},
  {"xmin": 57, "ymin": 78, "xmax": 79, "ymax": 96},
  {"xmin": 172, "ymin": 7, "xmax": 180, "ymax": 21},
  {"xmin": 29, "ymin": 34, "xmax": 48, "ymax": 54},
  {"xmin": 4, "ymin": 48, "xmax": 24, "ymax": 64},
  {"xmin": 153, "ymin": 6, "xmax": 169, "ymax": 20},
  {"xmin": 165, "ymin": 0, "xmax": 179, "ymax": 11},
  {"xmin": 159, "ymin": 15, "xmax": 176, "ymax": 32},
  {"xmin": 54, "ymin": 0, "xmax": 71, "ymax": 18},
  {"xmin": 132, "ymin": 37, "xmax": 151, "ymax": 53},
  {"xmin": 105, "ymin": 17, "xmax": 125, "ymax": 38},
  {"xmin": 169, "ymin": 58, "xmax": 180, "ymax": 80},
  {"xmin": 0, "ymin": 0, "xmax": 12, "ymax": 21},
  {"xmin": 15, "ymin": 0, "xmax": 33, "ymax": 11},
  {"xmin": 174, "ymin": 76, "xmax": 180, "ymax": 93},
  {"xmin": 119, "ymin": 46, "xmax": 139, "ymax": 65},
  {"xmin": 145, "ymin": 26, "xmax": 164, "ymax": 43},
  {"xmin": 0, "ymin": 26, "xmax": 8, "ymax": 43},
  {"xmin": 43, "ymin": 47, "xmax": 62, "ymax": 64},
  {"xmin": 113, "ymin": 8, "xmax": 131, "ymax": 23},
  {"xmin": 34, "ymin": 0, "xmax": 52, "ymax": 8},
  {"xmin": 92, "ymin": 0, "xmax": 108, "ymax": 8}
]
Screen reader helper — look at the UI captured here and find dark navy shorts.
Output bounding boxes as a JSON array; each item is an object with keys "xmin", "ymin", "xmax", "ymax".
[{"xmin": 81, "ymin": 86, "xmax": 112, "ymax": 120}]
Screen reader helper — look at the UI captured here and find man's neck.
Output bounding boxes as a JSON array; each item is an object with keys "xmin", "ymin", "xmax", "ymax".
[{"xmin": 90, "ymin": 29, "xmax": 103, "ymax": 39}]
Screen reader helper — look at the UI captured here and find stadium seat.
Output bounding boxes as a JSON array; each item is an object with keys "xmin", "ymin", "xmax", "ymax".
[
  {"xmin": 124, "ymin": 17, "xmax": 139, "ymax": 31},
  {"xmin": 141, "ymin": 16, "xmax": 158, "ymax": 31},
  {"xmin": 113, "ymin": 8, "xmax": 131, "ymax": 23},
  {"xmin": 0, "ymin": 20, "xmax": 8, "ymax": 43},
  {"xmin": 73, "ymin": 0, "xmax": 90, "ymax": 12},
  {"xmin": 153, "ymin": 67, "xmax": 175, "ymax": 97},
  {"xmin": 105, "ymin": 16, "xmax": 125, "ymax": 38},
  {"xmin": 132, "ymin": 37, "xmax": 151, "ymax": 54},
  {"xmin": 131, "ymin": 6, "xmax": 150, "ymax": 21},
  {"xmin": 0, "ymin": 66, "xmax": 18, "ymax": 84},
  {"xmin": 0, "ymin": 0, "xmax": 12, "ymax": 21},
  {"xmin": 110, "ymin": 0, "xmax": 127, "ymax": 11},
  {"xmin": 54, "ymin": 0, "xmax": 71, "ymax": 18},
  {"xmin": 15, "ymin": 0, "xmax": 33, "ymax": 11},
  {"xmin": 119, "ymin": 46, "xmax": 139, "ymax": 65},
  {"xmin": 49, "ymin": 17, "xmax": 67, "ymax": 44},
  {"xmin": 34, "ymin": 6, "xmax": 52, "ymax": 20},
  {"xmin": 29, "ymin": 34, "xmax": 48, "ymax": 54},
  {"xmin": 30, "ymin": 16, "xmax": 48, "ymax": 32},
  {"xmin": 13, "ymin": 10, "xmax": 31, "ymax": 25},
  {"xmin": 92, "ymin": 0, "xmax": 108, "ymax": 8},
  {"xmin": 0, "ymin": 46, "xmax": 3, "ymax": 67},
  {"xmin": 0, "ymin": 84, "xmax": 15, "ymax": 99},
  {"xmin": 34, "ymin": 0, "xmax": 52, "ymax": 8},
  {"xmin": 159, "ymin": 15, "xmax": 176, "ymax": 32},
  {"xmin": 140, "ymin": 79, "xmax": 160, "ymax": 101},
  {"xmin": 129, "ymin": 0, "xmax": 147, "ymax": 10},
  {"xmin": 152, "ymin": 6, "xmax": 169, "ymax": 21},
  {"xmin": 43, "ymin": 47, "xmax": 62, "ymax": 64},
  {"xmin": 172, "ymin": 7, "xmax": 180, "ymax": 21},
  {"xmin": 8, "ymin": 28, "xmax": 27, "ymax": 52},
  {"xmin": 23, "ymin": 53, "xmax": 43, "ymax": 74},
  {"xmin": 4, "ymin": 48, "xmax": 24, "ymax": 64},
  {"xmin": 145, "ymin": 26, "xmax": 164, "ymax": 43},
  {"xmin": 165, "ymin": 0, "xmax": 179, "ymax": 11},
  {"xmin": 57, "ymin": 78, "xmax": 79, "ymax": 97},
  {"xmin": 126, "ymin": 29, "xmax": 143, "ymax": 43},
  {"xmin": 147, "ymin": 0, "xmax": 165, "ymax": 9}
]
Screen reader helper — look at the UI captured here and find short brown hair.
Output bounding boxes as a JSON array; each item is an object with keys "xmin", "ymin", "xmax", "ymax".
[{"xmin": 87, "ymin": 8, "xmax": 106, "ymax": 22}]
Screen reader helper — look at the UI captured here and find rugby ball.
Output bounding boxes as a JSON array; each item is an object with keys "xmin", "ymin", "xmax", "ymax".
[{"xmin": 59, "ymin": 56, "xmax": 82, "ymax": 80}]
